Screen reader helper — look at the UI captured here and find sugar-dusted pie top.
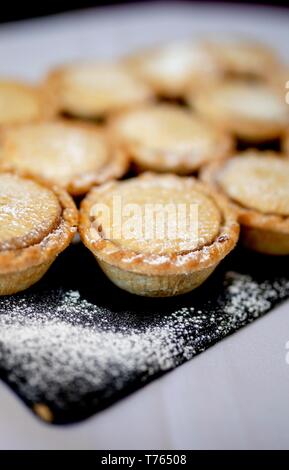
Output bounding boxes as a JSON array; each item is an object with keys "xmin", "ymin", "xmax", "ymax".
[
  {"xmin": 112, "ymin": 104, "xmax": 231, "ymax": 171},
  {"xmin": 0, "ymin": 121, "xmax": 112, "ymax": 188},
  {"xmin": 0, "ymin": 173, "xmax": 61, "ymax": 251},
  {"xmin": 193, "ymin": 81, "xmax": 289, "ymax": 124},
  {"xmin": 0, "ymin": 81, "xmax": 45, "ymax": 125},
  {"xmin": 126, "ymin": 41, "xmax": 220, "ymax": 95},
  {"xmin": 90, "ymin": 176, "xmax": 221, "ymax": 255},
  {"xmin": 217, "ymin": 153, "xmax": 289, "ymax": 216},
  {"xmin": 49, "ymin": 62, "xmax": 152, "ymax": 117},
  {"xmin": 203, "ymin": 39, "xmax": 279, "ymax": 77}
]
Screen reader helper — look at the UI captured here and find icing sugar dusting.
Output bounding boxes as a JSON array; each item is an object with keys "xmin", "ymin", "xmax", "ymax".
[
  {"xmin": 0, "ymin": 270, "xmax": 288, "ymax": 423},
  {"xmin": 0, "ymin": 173, "xmax": 61, "ymax": 250},
  {"xmin": 218, "ymin": 155, "xmax": 289, "ymax": 216}
]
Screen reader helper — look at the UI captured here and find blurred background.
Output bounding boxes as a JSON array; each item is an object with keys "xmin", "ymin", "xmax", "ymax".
[{"xmin": 0, "ymin": 0, "xmax": 288, "ymax": 23}]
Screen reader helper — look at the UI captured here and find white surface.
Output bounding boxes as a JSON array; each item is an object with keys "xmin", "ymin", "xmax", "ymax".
[{"xmin": 0, "ymin": 2, "xmax": 289, "ymax": 450}]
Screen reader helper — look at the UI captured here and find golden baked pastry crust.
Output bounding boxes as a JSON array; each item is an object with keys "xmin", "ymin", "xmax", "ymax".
[
  {"xmin": 0, "ymin": 170, "xmax": 78, "ymax": 295},
  {"xmin": 283, "ymin": 130, "xmax": 289, "ymax": 156},
  {"xmin": 110, "ymin": 104, "xmax": 233, "ymax": 174},
  {"xmin": 270, "ymin": 65, "xmax": 289, "ymax": 94},
  {"xmin": 0, "ymin": 120, "xmax": 129, "ymax": 196},
  {"xmin": 125, "ymin": 41, "xmax": 221, "ymax": 98},
  {"xmin": 0, "ymin": 173, "xmax": 61, "ymax": 251},
  {"xmin": 201, "ymin": 151, "xmax": 289, "ymax": 255},
  {"xmin": 0, "ymin": 80, "xmax": 55, "ymax": 125},
  {"xmin": 80, "ymin": 173, "xmax": 239, "ymax": 296},
  {"xmin": 189, "ymin": 80, "xmax": 289, "ymax": 142},
  {"xmin": 47, "ymin": 62, "xmax": 153, "ymax": 118},
  {"xmin": 203, "ymin": 39, "xmax": 280, "ymax": 79}
]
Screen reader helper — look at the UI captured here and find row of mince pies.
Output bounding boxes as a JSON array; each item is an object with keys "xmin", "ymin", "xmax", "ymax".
[
  {"xmin": 1, "ymin": 152, "xmax": 288, "ymax": 297},
  {"xmin": 0, "ymin": 37, "xmax": 288, "ymax": 297}
]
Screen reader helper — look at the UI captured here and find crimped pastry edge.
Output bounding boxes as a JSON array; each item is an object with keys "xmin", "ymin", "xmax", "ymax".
[
  {"xmin": 79, "ymin": 172, "xmax": 239, "ymax": 276},
  {"xmin": 0, "ymin": 169, "xmax": 78, "ymax": 274},
  {"xmin": 200, "ymin": 152, "xmax": 289, "ymax": 234},
  {"xmin": 108, "ymin": 105, "xmax": 234, "ymax": 174},
  {"xmin": 188, "ymin": 80, "xmax": 289, "ymax": 142},
  {"xmin": 0, "ymin": 119, "xmax": 130, "ymax": 196}
]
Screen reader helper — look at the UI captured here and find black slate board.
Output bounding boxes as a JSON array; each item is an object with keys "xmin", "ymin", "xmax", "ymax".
[{"xmin": 0, "ymin": 243, "xmax": 288, "ymax": 425}]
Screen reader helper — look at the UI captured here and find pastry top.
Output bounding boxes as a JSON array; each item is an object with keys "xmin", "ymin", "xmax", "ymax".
[
  {"xmin": 91, "ymin": 177, "xmax": 221, "ymax": 254},
  {"xmin": 110, "ymin": 103, "xmax": 232, "ymax": 173},
  {"xmin": 0, "ymin": 171, "xmax": 78, "ymax": 274},
  {"xmin": 80, "ymin": 173, "xmax": 239, "ymax": 275},
  {"xmin": 190, "ymin": 79, "xmax": 289, "ymax": 140},
  {"xmin": 216, "ymin": 153, "xmax": 289, "ymax": 216},
  {"xmin": 0, "ymin": 80, "xmax": 53, "ymax": 125},
  {"xmin": 125, "ymin": 41, "xmax": 220, "ymax": 97},
  {"xmin": 203, "ymin": 38, "xmax": 280, "ymax": 78},
  {"xmin": 47, "ymin": 62, "xmax": 153, "ymax": 118},
  {"xmin": 201, "ymin": 150, "xmax": 289, "ymax": 232},
  {"xmin": 0, "ymin": 173, "xmax": 61, "ymax": 251},
  {"xmin": 0, "ymin": 120, "xmax": 128, "ymax": 195}
]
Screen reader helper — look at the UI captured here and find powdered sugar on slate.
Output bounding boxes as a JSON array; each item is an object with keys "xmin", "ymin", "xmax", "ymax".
[{"xmin": 0, "ymin": 271, "xmax": 288, "ymax": 423}]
